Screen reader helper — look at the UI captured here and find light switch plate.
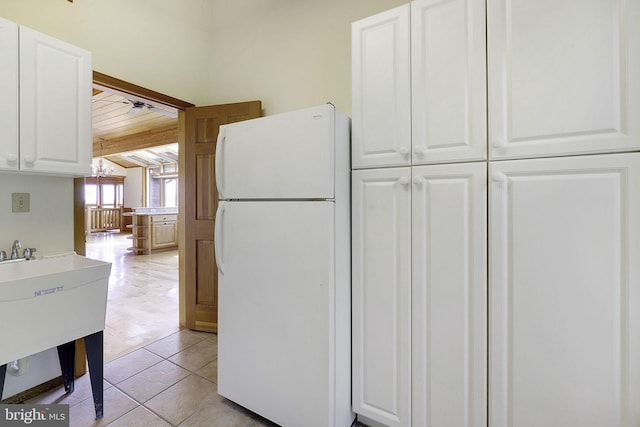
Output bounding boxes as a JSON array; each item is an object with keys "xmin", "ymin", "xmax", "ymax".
[{"xmin": 12, "ymin": 193, "xmax": 30, "ymax": 213}]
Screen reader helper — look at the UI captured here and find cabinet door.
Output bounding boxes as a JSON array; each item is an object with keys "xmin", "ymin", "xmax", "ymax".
[
  {"xmin": 352, "ymin": 5, "xmax": 411, "ymax": 169},
  {"xmin": 19, "ymin": 26, "xmax": 92, "ymax": 176},
  {"xmin": 151, "ymin": 222, "xmax": 177, "ymax": 249},
  {"xmin": 0, "ymin": 18, "xmax": 18, "ymax": 171},
  {"xmin": 352, "ymin": 167, "xmax": 411, "ymax": 427},
  {"xmin": 411, "ymin": 0, "xmax": 486, "ymax": 164},
  {"xmin": 488, "ymin": 0, "xmax": 640, "ymax": 160},
  {"xmin": 412, "ymin": 162, "xmax": 487, "ymax": 426},
  {"xmin": 489, "ymin": 153, "xmax": 640, "ymax": 427}
]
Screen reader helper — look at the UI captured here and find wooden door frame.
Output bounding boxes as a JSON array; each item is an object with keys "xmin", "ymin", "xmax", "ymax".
[{"xmin": 74, "ymin": 71, "xmax": 194, "ymax": 324}]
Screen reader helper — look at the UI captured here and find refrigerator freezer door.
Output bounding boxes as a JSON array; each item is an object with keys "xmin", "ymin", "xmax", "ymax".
[
  {"xmin": 216, "ymin": 104, "xmax": 336, "ymax": 200},
  {"xmin": 216, "ymin": 201, "xmax": 342, "ymax": 427}
]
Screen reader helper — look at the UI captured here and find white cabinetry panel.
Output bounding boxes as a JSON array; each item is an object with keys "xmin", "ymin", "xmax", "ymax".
[
  {"xmin": 411, "ymin": 0, "xmax": 486, "ymax": 164},
  {"xmin": 19, "ymin": 26, "xmax": 92, "ymax": 175},
  {"xmin": 488, "ymin": 0, "xmax": 640, "ymax": 160},
  {"xmin": 352, "ymin": 5, "xmax": 411, "ymax": 169},
  {"xmin": 411, "ymin": 162, "xmax": 487, "ymax": 427},
  {"xmin": 489, "ymin": 153, "xmax": 640, "ymax": 426},
  {"xmin": 352, "ymin": 167, "xmax": 411, "ymax": 427},
  {"xmin": 0, "ymin": 17, "xmax": 18, "ymax": 171}
]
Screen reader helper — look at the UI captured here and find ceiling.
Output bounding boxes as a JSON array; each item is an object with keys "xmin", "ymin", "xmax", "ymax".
[{"xmin": 92, "ymin": 88, "xmax": 179, "ymax": 168}]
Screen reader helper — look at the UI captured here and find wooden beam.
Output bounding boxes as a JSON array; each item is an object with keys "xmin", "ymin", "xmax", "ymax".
[
  {"xmin": 95, "ymin": 124, "xmax": 178, "ymax": 156},
  {"xmin": 93, "ymin": 71, "xmax": 194, "ymax": 110}
]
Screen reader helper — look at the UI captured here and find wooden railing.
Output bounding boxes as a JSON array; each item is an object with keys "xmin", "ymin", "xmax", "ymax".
[{"xmin": 87, "ymin": 207, "xmax": 123, "ymax": 233}]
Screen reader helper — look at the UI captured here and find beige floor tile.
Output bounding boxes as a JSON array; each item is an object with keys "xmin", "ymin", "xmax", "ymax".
[
  {"xmin": 25, "ymin": 375, "xmax": 112, "ymax": 407},
  {"xmin": 144, "ymin": 330, "xmax": 209, "ymax": 358},
  {"xmin": 106, "ymin": 406, "xmax": 171, "ymax": 427},
  {"xmin": 178, "ymin": 393, "xmax": 255, "ymax": 427},
  {"xmin": 117, "ymin": 360, "xmax": 190, "ymax": 403},
  {"xmin": 144, "ymin": 374, "xmax": 216, "ymax": 425},
  {"xmin": 195, "ymin": 359, "xmax": 217, "ymax": 383},
  {"xmin": 168, "ymin": 339, "xmax": 217, "ymax": 372},
  {"xmin": 69, "ymin": 387, "xmax": 138, "ymax": 427},
  {"xmin": 247, "ymin": 416, "xmax": 281, "ymax": 427},
  {"xmin": 86, "ymin": 233, "xmax": 180, "ymax": 363},
  {"xmin": 103, "ymin": 349, "xmax": 163, "ymax": 385}
]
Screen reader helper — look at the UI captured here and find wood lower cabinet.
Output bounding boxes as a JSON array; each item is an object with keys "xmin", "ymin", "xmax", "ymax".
[
  {"xmin": 150, "ymin": 215, "xmax": 178, "ymax": 250},
  {"xmin": 128, "ymin": 213, "xmax": 178, "ymax": 254}
]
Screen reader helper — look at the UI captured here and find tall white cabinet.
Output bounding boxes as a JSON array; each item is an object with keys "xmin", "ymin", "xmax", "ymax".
[
  {"xmin": 352, "ymin": 0, "xmax": 640, "ymax": 426},
  {"xmin": 0, "ymin": 17, "xmax": 92, "ymax": 176}
]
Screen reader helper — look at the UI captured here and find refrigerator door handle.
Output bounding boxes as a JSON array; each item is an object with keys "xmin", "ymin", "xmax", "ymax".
[
  {"xmin": 215, "ymin": 126, "xmax": 226, "ymax": 198},
  {"xmin": 214, "ymin": 201, "xmax": 226, "ymax": 274}
]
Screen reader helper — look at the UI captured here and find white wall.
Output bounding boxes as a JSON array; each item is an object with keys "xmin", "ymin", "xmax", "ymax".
[
  {"xmin": 0, "ymin": 0, "xmax": 215, "ymax": 106},
  {"xmin": 1, "ymin": 0, "xmax": 406, "ymax": 114},
  {"xmin": 124, "ymin": 167, "xmax": 144, "ymax": 208},
  {"xmin": 0, "ymin": 173, "xmax": 74, "ymax": 398},
  {"xmin": 0, "ymin": 173, "xmax": 74, "ymax": 254},
  {"xmin": 208, "ymin": 0, "xmax": 407, "ymax": 116}
]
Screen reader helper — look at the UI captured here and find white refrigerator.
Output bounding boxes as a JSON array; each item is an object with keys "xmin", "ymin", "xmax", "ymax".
[{"xmin": 214, "ymin": 104, "xmax": 354, "ymax": 427}]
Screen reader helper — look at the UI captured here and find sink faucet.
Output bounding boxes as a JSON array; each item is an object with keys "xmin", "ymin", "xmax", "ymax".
[{"xmin": 11, "ymin": 240, "xmax": 21, "ymax": 260}]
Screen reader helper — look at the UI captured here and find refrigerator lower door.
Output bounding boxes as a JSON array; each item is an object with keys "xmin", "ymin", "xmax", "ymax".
[{"xmin": 216, "ymin": 201, "xmax": 342, "ymax": 427}]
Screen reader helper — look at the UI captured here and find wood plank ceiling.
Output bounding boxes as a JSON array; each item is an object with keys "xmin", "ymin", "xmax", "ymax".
[{"xmin": 92, "ymin": 89, "xmax": 179, "ymax": 168}]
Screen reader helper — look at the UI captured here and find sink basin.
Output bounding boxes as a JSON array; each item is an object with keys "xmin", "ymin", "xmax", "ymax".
[{"xmin": 0, "ymin": 253, "xmax": 112, "ymax": 366}]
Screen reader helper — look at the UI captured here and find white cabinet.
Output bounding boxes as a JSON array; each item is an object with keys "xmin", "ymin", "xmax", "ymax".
[
  {"xmin": 352, "ymin": 167, "xmax": 411, "ymax": 427},
  {"xmin": 352, "ymin": 163, "xmax": 487, "ymax": 427},
  {"xmin": 352, "ymin": 5, "xmax": 411, "ymax": 169},
  {"xmin": 489, "ymin": 153, "xmax": 640, "ymax": 426},
  {"xmin": 0, "ymin": 18, "xmax": 92, "ymax": 176},
  {"xmin": 352, "ymin": 0, "xmax": 487, "ymax": 169},
  {"xmin": 411, "ymin": 162, "xmax": 487, "ymax": 427},
  {"xmin": 0, "ymin": 17, "xmax": 19, "ymax": 170},
  {"xmin": 487, "ymin": 0, "xmax": 640, "ymax": 160}
]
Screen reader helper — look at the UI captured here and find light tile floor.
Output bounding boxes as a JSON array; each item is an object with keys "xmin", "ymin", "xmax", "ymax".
[{"xmin": 24, "ymin": 232, "xmax": 279, "ymax": 427}]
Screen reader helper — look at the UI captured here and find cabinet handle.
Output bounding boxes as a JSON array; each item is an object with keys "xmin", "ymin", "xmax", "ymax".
[
  {"xmin": 24, "ymin": 154, "xmax": 34, "ymax": 164},
  {"xmin": 398, "ymin": 177, "xmax": 410, "ymax": 186},
  {"xmin": 399, "ymin": 146, "xmax": 410, "ymax": 156},
  {"xmin": 491, "ymin": 140, "xmax": 504, "ymax": 149},
  {"xmin": 413, "ymin": 176, "xmax": 423, "ymax": 185},
  {"xmin": 6, "ymin": 154, "xmax": 17, "ymax": 162}
]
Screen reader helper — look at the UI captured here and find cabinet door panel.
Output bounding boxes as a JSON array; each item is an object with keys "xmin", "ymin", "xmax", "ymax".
[
  {"xmin": 488, "ymin": 0, "xmax": 640, "ymax": 159},
  {"xmin": 19, "ymin": 26, "xmax": 92, "ymax": 175},
  {"xmin": 412, "ymin": 162, "xmax": 487, "ymax": 426},
  {"xmin": 489, "ymin": 153, "xmax": 640, "ymax": 427},
  {"xmin": 352, "ymin": 168, "xmax": 411, "ymax": 427},
  {"xmin": 411, "ymin": 0, "xmax": 486, "ymax": 164},
  {"xmin": 352, "ymin": 5, "xmax": 411, "ymax": 169},
  {"xmin": 0, "ymin": 18, "xmax": 18, "ymax": 171}
]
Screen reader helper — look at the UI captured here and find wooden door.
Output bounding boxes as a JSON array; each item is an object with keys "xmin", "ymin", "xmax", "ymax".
[
  {"xmin": 351, "ymin": 167, "xmax": 412, "ymax": 427},
  {"xmin": 487, "ymin": 0, "xmax": 640, "ymax": 160},
  {"xmin": 489, "ymin": 153, "xmax": 640, "ymax": 426},
  {"xmin": 351, "ymin": 4, "xmax": 411, "ymax": 170},
  {"xmin": 180, "ymin": 101, "xmax": 261, "ymax": 332},
  {"xmin": 411, "ymin": 162, "xmax": 487, "ymax": 426}
]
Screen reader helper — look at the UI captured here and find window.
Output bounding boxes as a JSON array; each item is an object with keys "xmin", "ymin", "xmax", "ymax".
[
  {"xmin": 85, "ymin": 176, "xmax": 125, "ymax": 208},
  {"xmin": 148, "ymin": 164, "xmax": 178, "ymax": 207}
]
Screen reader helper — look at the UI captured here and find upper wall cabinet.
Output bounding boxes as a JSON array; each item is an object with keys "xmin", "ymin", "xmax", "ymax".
[
  {"xmin": 488, "ymin": 0, "xmax": 640, "ymax": 160},
  {"xmin": 0, "ymin": 18, "xmax": 92, "ymax": 176},
  {"xmin": 352, "ymin": 0, "xmax": 487, "ymax": 169},
  {"xmin": 0, "ymin": 17, "xmax": 19, "ymax": 171},
  {"xmin": 411, "ymin": 0, "xmax": 486, "ymax": 164},
  {"xmin": 352, "ymin": 5, "xmax": 411, "ymax": 169}
]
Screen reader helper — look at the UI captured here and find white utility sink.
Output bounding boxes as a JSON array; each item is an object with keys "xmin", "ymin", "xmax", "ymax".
[{"xmin": 0, "ymin": 253, "xmax": 112, "ymax": 366}]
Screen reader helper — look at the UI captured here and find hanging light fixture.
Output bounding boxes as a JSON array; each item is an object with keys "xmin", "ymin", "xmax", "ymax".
[{"xmin": 94, "ymin": 139, "xmax": 110, "ymax": 176}]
